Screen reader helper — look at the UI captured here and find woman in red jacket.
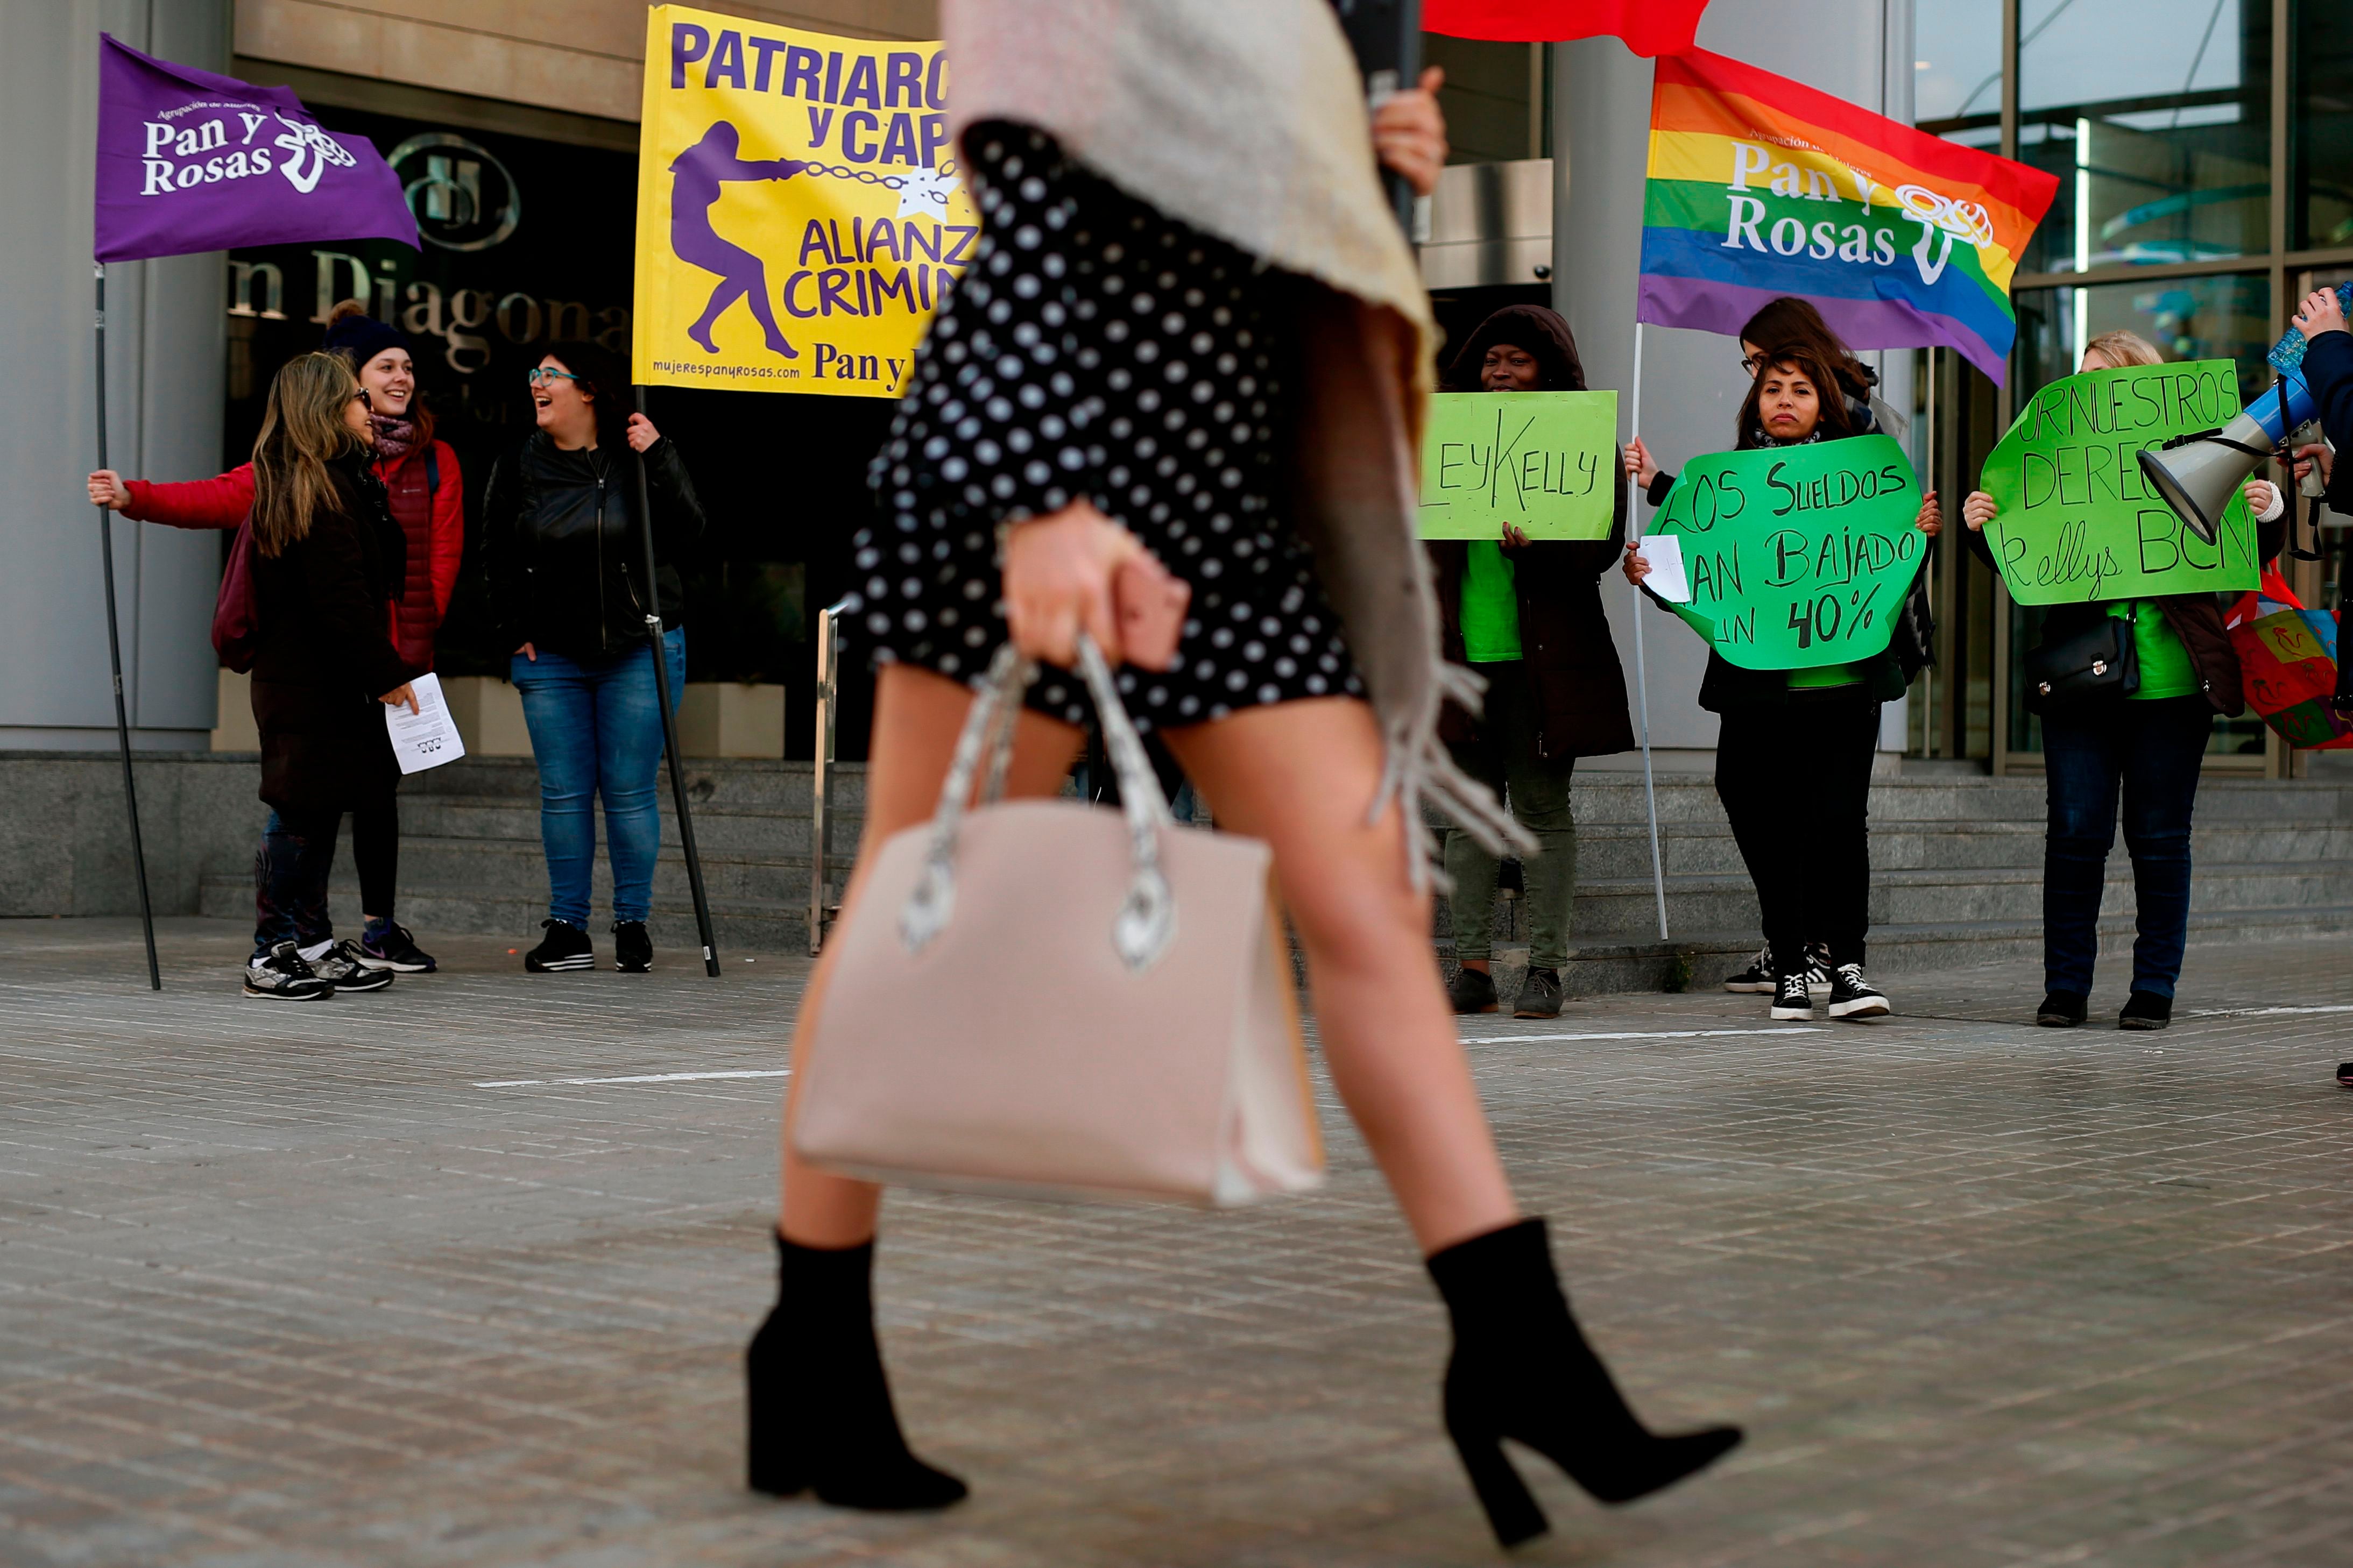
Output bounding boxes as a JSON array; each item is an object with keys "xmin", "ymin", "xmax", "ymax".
[{"xmin": 87, "ymin": 303, "xmax": 462, "ymax": 973}]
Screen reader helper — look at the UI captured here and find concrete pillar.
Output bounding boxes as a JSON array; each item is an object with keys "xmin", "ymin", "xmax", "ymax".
[
  {"xmin": 1552, "ymin": 0, "xmax": 1919, "ymax": 766},
  {"xmin": 0, "ymin": 0, "xmax": 232, "ymax": 750}
]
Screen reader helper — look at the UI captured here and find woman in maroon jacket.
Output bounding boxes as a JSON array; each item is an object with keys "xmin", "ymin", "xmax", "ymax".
[{"xmin": 86, "ymin": 303, "xmax": 459, "ymax": 973}]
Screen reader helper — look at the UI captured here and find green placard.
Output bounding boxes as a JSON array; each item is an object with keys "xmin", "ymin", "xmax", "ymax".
[
  {"xmin": 1648, "ymin": 434, "xmax": 1926, "ymax": 671},
  {"xmin": 1979, "ymin": 361, "xmax": 2260, "ymax": 605},
  {"xmin": 1418, "ymin": 391, "xmax": 1620, "ymax": 540}
]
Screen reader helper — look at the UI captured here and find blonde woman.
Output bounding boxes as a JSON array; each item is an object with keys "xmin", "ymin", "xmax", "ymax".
[
  {"xmin": 1960, "ymin": 330, "xmax": 2284, "ymax": 1029},
  {"xmin": 744, "ymin": 3, "xmax": 1738, "ymax": 1549},
  {"xmin": 241, "ymin": 353, "xmax": 423, "ymax": 1000}
]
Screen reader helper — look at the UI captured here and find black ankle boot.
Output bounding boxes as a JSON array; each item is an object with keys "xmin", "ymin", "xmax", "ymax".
[
  {"xmin": 1425, "ymin": 1219, "xmax": 1740, "ymax": 1546},
  {"xmin": 745, "ymin": 1232, "xmax": 968, "ymax": 1510}
]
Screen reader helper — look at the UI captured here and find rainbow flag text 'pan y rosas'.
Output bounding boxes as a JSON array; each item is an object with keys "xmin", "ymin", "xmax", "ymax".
[{"xmin": 1638, "ymin": 49, "xmax": 2058, "ymax": 385}]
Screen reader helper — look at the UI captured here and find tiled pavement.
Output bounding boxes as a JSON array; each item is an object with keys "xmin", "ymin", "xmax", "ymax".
[{"xmin": 3, "ymin": 916, "xmax": 2351, "ymax": 1568}]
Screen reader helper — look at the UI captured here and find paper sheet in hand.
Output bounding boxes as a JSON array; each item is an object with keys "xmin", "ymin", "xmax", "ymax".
[
  {"xmin": 386, "ymin": 672, "xmax": 465, "ymax": 775},
  {"xmin": 1636, "ymin": 535, "xmax": 1691, "ymax": 602}
]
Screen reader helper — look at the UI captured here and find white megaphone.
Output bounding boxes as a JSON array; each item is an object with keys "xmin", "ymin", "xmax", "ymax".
[{"xmin": 2137, "ymin": 366, "xmax": 2316, "ymax": 545}]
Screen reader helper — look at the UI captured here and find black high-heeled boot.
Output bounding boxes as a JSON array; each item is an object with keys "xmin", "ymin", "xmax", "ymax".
[
  {"xmin": 745, "ymin": 1231, "xmax": 968, "ymax": 1510},
  {"xmin": 1425, "ymin": 1218, "xmax": 1740, "ymax": 1546}
]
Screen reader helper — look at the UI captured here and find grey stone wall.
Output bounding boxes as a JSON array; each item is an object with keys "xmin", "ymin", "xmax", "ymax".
[{"xmin": 0, "ymin": 751, "xmax": 262, "ymax": 918}]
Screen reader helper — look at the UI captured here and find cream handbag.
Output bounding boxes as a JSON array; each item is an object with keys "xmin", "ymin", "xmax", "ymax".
[{"xmin": 792, "ymin": 637, "xmax": 1324, "ymax": 1207}]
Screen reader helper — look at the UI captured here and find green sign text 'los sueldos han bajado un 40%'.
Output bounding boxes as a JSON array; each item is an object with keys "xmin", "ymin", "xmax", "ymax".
[
  {"xmin": 1647, "ymin": 433, "xmax": 1926, "ymax": 671},
  {"xmin": 1418, "ymin": 391, "xmax": 1620, "ymax": 541},
  {"xmin": 1977, "ymin": 360, "xmax": 2259, "ymax": 605}
]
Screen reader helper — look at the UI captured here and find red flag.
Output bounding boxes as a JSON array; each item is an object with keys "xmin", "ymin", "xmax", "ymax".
[{"xmin": 1424, "ymin": 1, "xmax": 1710, "ymax": 56}]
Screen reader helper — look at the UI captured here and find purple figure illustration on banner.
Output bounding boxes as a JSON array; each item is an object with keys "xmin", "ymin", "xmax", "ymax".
[{"xmin": 671, "ymin": 121, "xmax": 807, "ymax": 358}]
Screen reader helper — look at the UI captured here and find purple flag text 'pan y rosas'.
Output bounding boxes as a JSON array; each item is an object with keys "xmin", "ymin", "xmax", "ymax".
[{"xmin": 93, "ymin": 34, "xmax": 418, "ymax": 264}]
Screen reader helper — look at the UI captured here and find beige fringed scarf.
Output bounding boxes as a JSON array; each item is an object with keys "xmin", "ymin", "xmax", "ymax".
[{"xmin": 944, "ymin": 0, "xmax": 1533, "ymax": 876}]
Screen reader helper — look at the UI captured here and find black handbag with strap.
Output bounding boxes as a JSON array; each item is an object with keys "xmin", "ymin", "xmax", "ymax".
[{"xmin": 2024, "ymin": 602, "xmax": 2140, "ymax": 714}]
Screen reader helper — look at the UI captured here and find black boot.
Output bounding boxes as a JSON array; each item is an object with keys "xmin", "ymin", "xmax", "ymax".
[
  {"xmin": 1425, "ymin": 1219, "xmax": 1740, "ymax": 1546},
  {"xmin": 745, "ymin": 1232, "xmax": 968, "ymax": 1510}
]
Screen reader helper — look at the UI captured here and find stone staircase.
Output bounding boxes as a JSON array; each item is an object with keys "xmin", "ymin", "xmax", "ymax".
[{"xmin": 199, "ymin": 756, "xmax": 2353, "ymax": 994}]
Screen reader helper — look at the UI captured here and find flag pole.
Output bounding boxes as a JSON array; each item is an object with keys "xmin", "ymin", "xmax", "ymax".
[
  {"xmin": 632, "ymin": 387, "xmax": 720, "ymax": 977},
  {"xmin": 1627, "ymin": 321, "xmax": 1669, "ymax": 942},
  {"xmin": 93, "ymin": 262, "xmax": 161, "ymax": 990}
]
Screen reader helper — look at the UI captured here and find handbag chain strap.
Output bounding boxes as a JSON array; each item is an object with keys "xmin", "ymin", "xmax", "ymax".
[{"xmin": 899, "ymin": 635, "xmax": 1178, "ymax": 973}]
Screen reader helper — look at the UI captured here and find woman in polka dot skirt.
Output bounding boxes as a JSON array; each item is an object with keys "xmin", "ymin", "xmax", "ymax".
[{"xmin": 745, "ymin": 2, "xmax": 1740, "ymax": 1547}]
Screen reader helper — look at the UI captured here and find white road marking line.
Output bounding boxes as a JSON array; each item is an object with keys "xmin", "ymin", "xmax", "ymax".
[
  {"xmin": 475, "ymin": 1068, "xmax": 790, "ymax": 1089},
  {"xmin": 478, "ymin": 1027, "xmax": 1822, "ymax": 1088},
  {"xmin": 2188, "ymin": 1005, "xmax": 2353, "ymax": 1018},
  {"xmin": 1459, "ymin": 1027, "xmax": 1826, "ymax": 1044}
]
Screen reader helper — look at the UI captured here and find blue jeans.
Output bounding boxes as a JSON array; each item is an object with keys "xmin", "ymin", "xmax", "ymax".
[
  {"xmin": 2041, "ymin": 696, "xmax": 2212, "ymax": 999},
  {"xmin": 512, "ymin": 629, "xmax": 684, "ymax": 927}
]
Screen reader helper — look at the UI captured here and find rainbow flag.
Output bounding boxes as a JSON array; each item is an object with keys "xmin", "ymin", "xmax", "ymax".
[{"xmin": 1637, "ymin": 49, "xmax": 2058, "ymax": 385}]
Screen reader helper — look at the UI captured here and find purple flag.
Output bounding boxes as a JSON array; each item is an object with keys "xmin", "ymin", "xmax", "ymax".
[{"xmin": 93, "ymin": 34, "xmax": 418, "ymax": 264}]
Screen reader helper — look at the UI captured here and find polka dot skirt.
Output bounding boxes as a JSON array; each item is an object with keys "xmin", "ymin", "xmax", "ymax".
[{"xmin": 847, "ymin": 122, "xmax": 1363, "ymax": 731}]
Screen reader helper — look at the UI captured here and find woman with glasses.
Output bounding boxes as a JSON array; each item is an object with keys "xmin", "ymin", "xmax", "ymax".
[
  {"xmin": 482, "ymin": 344, "xmax": 706, "ymax": 974},
  {"xmin": 241, "ymin": 354, "xmax": 425, "ymax": 998}
]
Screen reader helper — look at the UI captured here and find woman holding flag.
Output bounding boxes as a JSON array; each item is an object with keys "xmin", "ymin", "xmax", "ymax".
[
  {"xmin": 1622, "ymin": 295, "xmax": 1901, "ymax": 999},
  {"xmin": 1624, "ymin": 340, "xmax": 1944, "ymax": 1024},
  {"xmin": 86, "ymin": 303, "xmax": 459, "ymax": 977},
  {"xmin": 748, "ymin": 5, "xmax": 1740, "ymax": 1549}
]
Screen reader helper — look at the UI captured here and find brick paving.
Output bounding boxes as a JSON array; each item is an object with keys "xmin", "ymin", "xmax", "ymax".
[{"xmin": 3, "ymin": 916, "xmax": 2351, "ymax": 1567}]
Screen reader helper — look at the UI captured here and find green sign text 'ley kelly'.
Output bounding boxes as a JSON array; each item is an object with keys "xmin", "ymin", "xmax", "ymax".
[
  {"xmin": 1418, "ymin": 390, "xmax": 1619, "ymax": 541},
  {"xmin": 1647, "ymin": 433, "xmax": 1926, "ymax": 670},
  {"xmin": 1977, "ymin": 360, "xmax": 2259, "ymax": 605}
]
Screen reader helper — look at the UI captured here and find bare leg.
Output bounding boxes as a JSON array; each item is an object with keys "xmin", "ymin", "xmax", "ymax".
[
  {"xmin": 776, "ymin": 664, "xmax": 1082, "ymax": 1246},
  {"xmin": 1161, "ymin": 697, "xmax": 1517, "ymax": 1254}
]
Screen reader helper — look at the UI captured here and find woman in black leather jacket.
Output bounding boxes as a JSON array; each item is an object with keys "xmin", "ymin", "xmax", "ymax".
[{"xmin": 482, "ymin": 342, "xmax": 705, "ymax": 974}]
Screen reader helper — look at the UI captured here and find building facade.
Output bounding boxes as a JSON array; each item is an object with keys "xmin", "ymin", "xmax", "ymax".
[{"xmin": 2, "ymin": 0, "xmax": 2343, "ymax": 782}]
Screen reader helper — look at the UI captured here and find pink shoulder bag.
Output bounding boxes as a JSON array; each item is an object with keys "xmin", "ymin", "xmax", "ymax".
[{"xmin": 792, "ymin": 637, "xmax": 1324, "ymax": 1207}]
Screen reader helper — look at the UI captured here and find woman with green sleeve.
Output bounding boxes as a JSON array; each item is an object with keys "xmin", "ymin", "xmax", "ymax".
[
  {"xmin": 1624, "ymin": 342, "xmax": 1944, "ymax": 1025},
  {"xmin": 1425, "ymin": 306, "xmax": 1634, "ymax": 1018},
  {"xmin": 1960, "ymin": 330, "xmax": 2286, "ymax": 1030}
]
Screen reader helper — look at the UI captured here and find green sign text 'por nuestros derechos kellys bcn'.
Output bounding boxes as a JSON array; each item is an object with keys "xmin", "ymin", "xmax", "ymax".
[
  {"xmin": 1647, "ymin": 432, "xmax": 1925, "ymax": 670},
  {"xmin": 1978, "ymin": 360, "xmax": 2259, "ymax": 605}
]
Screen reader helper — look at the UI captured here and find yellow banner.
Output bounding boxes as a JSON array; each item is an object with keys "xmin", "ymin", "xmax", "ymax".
[{"xmin": 632, "ymin": 5, "xmax": 975, "ymax": 398}]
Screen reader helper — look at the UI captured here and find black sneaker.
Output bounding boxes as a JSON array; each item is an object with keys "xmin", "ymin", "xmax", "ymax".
[
  {"xmin": 1512, "ymin": 967, "xmax": 1565, "ymax": 1019},
  {"xmin": 1770, "ymin": 970, "xmax": 1813, "ymax": 1020},
  {"xmin": 613, "ymin": 920, "xmax": 653, "ymax": 974},
  {"xmin": 1803, "ymin": 942, "xmax": 1833, "ymax": 998},
  {"xmin": 2118, "ymin": 990, "xmax": 2172, "ymax": 1031},
  {"xmin": 2036, "ymin": 991, "xmax": 2088, "ymax": 1028},
  {"xmin": 356, "ymin": 921, "xmax": 436, "ymax": 973},
  {"xmin": 310, "ymin": 940, "xmax": 395, "ymax": 992},
  {"xmin": 1824, "ymin": 962, "xmax": 1889, "ymax": 1020},
  {"xmin": 1449, "ymin": 966, "xmax": 1499, "ymax": 1014},
  {"xmin": 2336, "ymin": 1062, "xmax": 2353, "ymax": 1088},
  {"xmin": 1722, "ymin": 946, "xmax": 1775, "ymax": 994},
  {"xmin": 525, "ymin": 919, "xmax": 595, "ymax": 973},
  {"xmin": 242, "ymin": 941, "xmax": 334, "ymax": 1001}
]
